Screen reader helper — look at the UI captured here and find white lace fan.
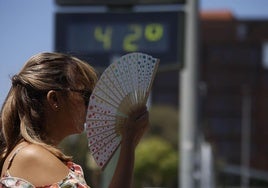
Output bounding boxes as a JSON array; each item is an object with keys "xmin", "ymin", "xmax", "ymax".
[{"xmin": 85, "ymin": 52, "xmax": 159, "ymax": 169}]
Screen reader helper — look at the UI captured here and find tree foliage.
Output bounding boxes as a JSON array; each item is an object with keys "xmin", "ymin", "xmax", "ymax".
[
  {"xmin": 149, "ymin": 105, "xmax": 178, "ymax": 147},
  {"xmin": 134, "ymin": 136, "xmax": 178, "ymax": 187}
]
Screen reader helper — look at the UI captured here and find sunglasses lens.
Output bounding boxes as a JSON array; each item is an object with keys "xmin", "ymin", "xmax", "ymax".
[
  {"xmin": 68, "ymin": 88, "xmax": 91, "ymax": 106},
  {"xmin": 83, "ymin": 91, "xmax": 91, "ymax": 106}
]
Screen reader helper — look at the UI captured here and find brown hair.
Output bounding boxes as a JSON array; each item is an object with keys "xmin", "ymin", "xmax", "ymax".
[{"xmin": 0, "ymin": 52, "xmax": 98, "ymax": 165}]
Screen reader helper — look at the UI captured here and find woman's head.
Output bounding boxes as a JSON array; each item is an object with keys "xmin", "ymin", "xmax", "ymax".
[
  {"xmin": 0, "ymin": 52, "xmax": 98, "ymax": 160},
  {"xmin": 12, "ymin": 52, "xmax": 97, "ymax": 93}
]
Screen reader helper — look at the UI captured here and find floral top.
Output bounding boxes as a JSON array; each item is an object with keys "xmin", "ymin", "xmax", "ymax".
[{"xmin": 0, "ymin": 162, "xmax": 90, "ymax": 188}]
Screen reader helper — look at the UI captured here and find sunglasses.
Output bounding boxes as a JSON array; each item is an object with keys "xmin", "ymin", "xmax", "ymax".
[
  {"xmin": 68, "ymin": 88, "xmax": 92, "ymax": 106},
  {"xmin": 50, "ymin": 88, "xmax": 92, "ymax": 107}
]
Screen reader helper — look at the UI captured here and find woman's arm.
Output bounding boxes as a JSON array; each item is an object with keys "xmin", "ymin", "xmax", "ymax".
[{"xmin": 109, "ymin": 106, "xmax": 149, "ymax": 188}]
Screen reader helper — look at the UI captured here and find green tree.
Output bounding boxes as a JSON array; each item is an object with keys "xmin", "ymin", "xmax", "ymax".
[
  {"xmin": 149, "ymin": 105, "xmax": 178, "ymax": 147},
  {"xmin": 134, "ymin": 136, "xmax": 178, "ymax": 187}
]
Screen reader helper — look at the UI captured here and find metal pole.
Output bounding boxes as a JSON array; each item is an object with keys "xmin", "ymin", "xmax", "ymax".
[
  {"xmin": 241, "ymin": 85, "xmax": 251, "ymax": 188},
  {"xmin": 200, "ymin": 142, "xmax": 215, "ymax": 188},
  {"xmin": 179, "ymin": 0, "xmax": 199, "ymax": 187}
]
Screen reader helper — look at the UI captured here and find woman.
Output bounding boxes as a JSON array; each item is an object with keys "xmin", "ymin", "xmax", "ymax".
[{"xmin": 0, "ymin": 52, "xmax": 149, "ymax": 187}]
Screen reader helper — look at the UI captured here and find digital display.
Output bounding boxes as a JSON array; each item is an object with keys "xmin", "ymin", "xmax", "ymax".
[
  {"xmin": 55, "ymin": 11, "xmax": 184, "ymax": 67},
  {"xmin": 67, "ymin": 22, "xmax": 169, "ymax": 53}
]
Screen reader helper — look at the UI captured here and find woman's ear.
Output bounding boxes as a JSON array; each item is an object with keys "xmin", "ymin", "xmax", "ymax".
[{"xmin": 46, "ymin": 90, "xmax": 59, "ymax": 111}]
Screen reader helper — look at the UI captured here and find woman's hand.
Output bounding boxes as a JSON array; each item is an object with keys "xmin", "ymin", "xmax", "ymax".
[{"xmin": 121, "ymin": 105, "xmax": 149, "ymax": 148}]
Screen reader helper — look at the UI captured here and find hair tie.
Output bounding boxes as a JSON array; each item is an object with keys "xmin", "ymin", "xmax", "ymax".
[{"xmin": 11, "ymin": 75, "xmax": 22, "ymax": 86}]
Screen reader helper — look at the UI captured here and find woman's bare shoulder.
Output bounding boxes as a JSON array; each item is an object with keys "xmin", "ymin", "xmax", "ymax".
[
  {"xmin": 12, "ymin": 144, "xmax": 60, "ymax": 167},
  {"xmin": 7, "ymin": 144, "xmax": 69, "ymax": 186}
]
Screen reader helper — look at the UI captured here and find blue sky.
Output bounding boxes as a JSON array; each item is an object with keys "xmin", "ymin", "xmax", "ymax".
[
  {"xmin": 0, "ymin": 0, "xmax": 268, "ymax": 105},
  {"xmin": 200, "ymin": 0, "xmax": 268, "ymax": 19}
]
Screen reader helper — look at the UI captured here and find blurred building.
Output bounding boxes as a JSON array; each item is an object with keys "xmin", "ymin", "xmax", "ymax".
[
  {"xmin": 153, "ymin": 9, "xmax": 268, "ymax": 185},
  {"xmin": 200, "ymin": 10, "xmax": 268, "ymax": 184}
]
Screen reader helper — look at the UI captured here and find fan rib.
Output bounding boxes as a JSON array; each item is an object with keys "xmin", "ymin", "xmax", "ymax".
[
  {"xmin": 98, "ymin": 79, "xmax": 124, "ymax": 104},
  {"xmin": 94, "ymin": 85, "xmax": 120, "ymax": 106},
  {"xmin": 90, "ymin": 133, "xmax": 119, "ymax": 155},
  {"xmin": 110, "ymin": 63, "xmax": 136, "ymax": 110},
  {"xmin": 87, "ymin": 123, "xmax": 116, "ymax": 130},
  {"xmin": 88, "ymin": 128, "xmax": 118, "ymax": 145},
  {"xmin": 97, "ymin": 139, "xmax": 121, "ymax": 170},
  {"xmin": 93, "ymin": 93, "xmax": 119, "ymax": 110}
]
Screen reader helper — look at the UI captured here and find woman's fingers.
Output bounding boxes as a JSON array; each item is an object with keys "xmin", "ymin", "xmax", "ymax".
[{"xmin": 121, "ymin": 106, "xmax": 150, "ymax": 147}]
